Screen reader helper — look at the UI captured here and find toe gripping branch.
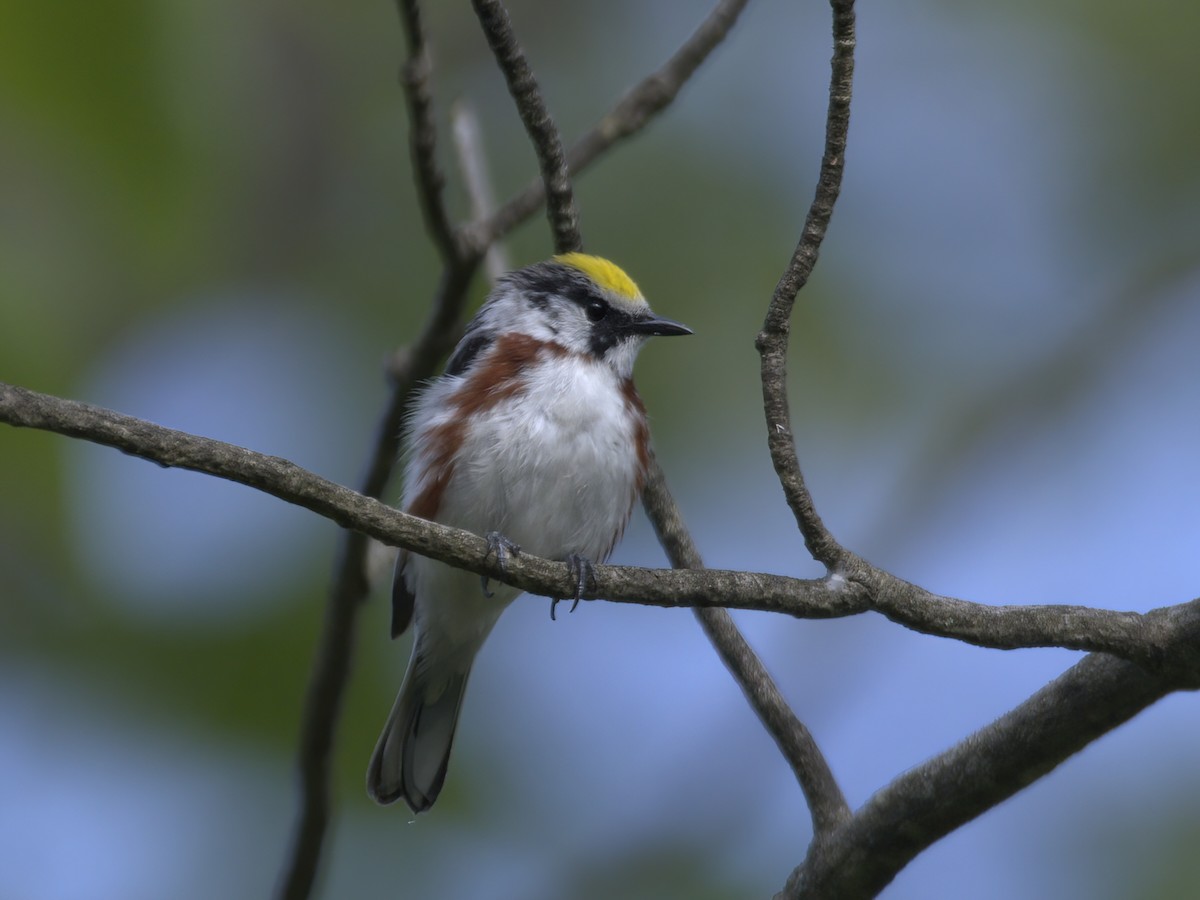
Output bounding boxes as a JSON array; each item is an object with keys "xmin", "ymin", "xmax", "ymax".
[
  {"xmin": 481, "ymin": 531, "xmax": 521, "ymax": 598},
  {"xmin": 551, "ymin": 554, "xmax": 596, "ymax": 621}
]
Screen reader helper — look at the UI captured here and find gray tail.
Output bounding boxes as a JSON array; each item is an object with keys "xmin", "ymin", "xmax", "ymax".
[{"xmin": 367, "ymin": 658, "xmax": 471, "ymax": 813}]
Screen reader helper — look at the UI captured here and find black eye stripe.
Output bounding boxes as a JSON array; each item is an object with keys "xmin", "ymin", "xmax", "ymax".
[
  {"xmin": 505, "ymin": 261, "xmax": 642, "ymax": 359},
  {"xmin": 519, "ymin": 269, "xmax": 621, "ymax": 325},
  {"xmin": 561, "ymin": 282, "xmax": 600, "ymax": 308}
]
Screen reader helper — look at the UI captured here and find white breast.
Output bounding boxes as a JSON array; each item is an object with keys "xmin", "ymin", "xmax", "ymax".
[{"xmin": 429, "ymin": 354, "xmax": 641, "ymax": 562}]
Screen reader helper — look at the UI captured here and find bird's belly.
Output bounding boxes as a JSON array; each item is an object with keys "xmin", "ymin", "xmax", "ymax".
[{"xmin": 437, "ymin": 377, "xmax": 640, "ymax": 562}]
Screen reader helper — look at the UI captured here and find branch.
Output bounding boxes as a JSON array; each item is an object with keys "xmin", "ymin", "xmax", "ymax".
[
  {"xmin": 863, "ymin": 578, "xmax": 1177, "ymax": 666},
  {"xmin": 277, "ymin": 4, "xmax": 482, "ymax": 896},
  {"xmin": 461, "ymin": 0, "xmax": 855, "ymax": 841},
  {"xmin": 756, "ymin": 0, "xmax": 856, "ymax": 567},
  {"xmin": 5, "ymin": 380, "xmax": 1196, "ymax": 666},
  {"xmin": 0, "ymin": 380, "xmax": 840, "ymax": 614},
  {"xmin": 275, "ymin": 248, "xmax": 481, "ymax": 897},
  {"xmin": 469, "ymin": 0, "xmax": 581, "ymax": 253},
  {"xmin": 8, "ymin": 381, "xmax": 1200, "ymax": 891},
  {"xmin": 451, "ymin": 102, "xmax": 511, "ymax": 281},
  {"xmin": 781, "ymin": 614, "xmax": 1200, "ymax": 898},
  {"xmin": 466, "ymin": 0, "xmax": 846, "ymax": 838},
  {"xmin": 568, "ymin": 0, "xmax": 749, "ymax": 169},
  {"xmin": 279, "ymin": 263, "xmax": 480, "ymax": 900},
  {"xmin": 736, "ymin": 1, "xmax": 1200, "ymax": 893},
  {"xmin": 279, "ymin": 4, "xmax": 752, "ymax": 892},
  {"xmin": 396, "ymin": 0, "xmax": 458, "ymax": 263},
  {"xmin": 469, "ymin": 0, "xmax": 751, "ymax": 249},
  {"xmin": 642, "ymin": 459, "xmax": 851, "ymax": 836}
]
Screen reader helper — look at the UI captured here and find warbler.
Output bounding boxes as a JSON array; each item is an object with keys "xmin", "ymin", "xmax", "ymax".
[{"xmin": 366, "ymin": 253, "xmax": 691, "ymax": 812}]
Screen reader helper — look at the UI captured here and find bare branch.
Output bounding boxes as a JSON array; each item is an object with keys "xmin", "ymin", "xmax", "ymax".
[
  {"xmin": 642, "ymin": 459, "xmax": 851, "ymax": 837},
  {"xmin": 731, "ymin": 3, "xmax": 1200, "ymax": 893},
  {"xmin": 14, "ymin": 1, "xmax": 1189, "ymax": 891},
  {"xmin": 459, "ymin": 0, "xmax": 853, "ymax": 842},
  {"xmin": 8, "ymin": 381, "xmax": 1200, "ymax": 894},
  {"xmin": 276, "ymin": 537, "xmax": 367, "ymax": 900},
  {"xmin": 395, "ymin": 0, "xmax": 458, "ymax": 263},
  {"xmin": 277, "ymin": 7, "xmax": 486, "ymax": 895},
  {"xmin": 469, "ymin": 0, "xmax": 751, "ymax": 250},
  {"xmin": 756, "ymin": 0, "xmax": 856, "ymax": 567},
  {"xmin": 5, "ymin": 380, "xmax": 1196, "ymax": 667},
  {"xmin": 781, "ymin": 617, "xmax": 1200, "ymax": 898},
  {"xmin": 569, "ymin": 0, "xmax": 750, "ymax": 168},
  {"xmin": 0, "ymin": 380, "xmax": 850, "ymax": 618},
  {"xmin": 451, "ymin": 102, "xmax": 511, "ymax": 281},
  {"xmin": 277, "ymin": 4, "xmax": 747, "ymax": 891},
  {"xmin": 277, "ymin": 258, "xmax": 481, "ymax": 900},
  {"xmin": 469, "ymin": 0, "xmax": 581, "ymax": 253}
]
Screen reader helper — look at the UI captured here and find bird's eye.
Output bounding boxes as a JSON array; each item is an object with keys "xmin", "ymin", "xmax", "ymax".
[{"xmin": 585, "ymin": 299, "xmax": 608, "ymax": 322}]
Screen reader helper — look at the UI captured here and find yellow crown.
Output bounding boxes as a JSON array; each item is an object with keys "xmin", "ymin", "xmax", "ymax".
[{"xmin": 554, "ymin": 253, "xmax": 645, "ymax": 304}]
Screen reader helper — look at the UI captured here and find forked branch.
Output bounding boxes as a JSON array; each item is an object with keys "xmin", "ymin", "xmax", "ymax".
[
  {"xmin": 642, "ymin": 459, "xmax": 850, "ymax": 836},
  {"xmin": 469, "ymin": 0, "xmax": 581, "ymax": 253},
  {"xmin": 782, "ymin": 630, "xmax": 1200, "ymax": 898},
  {"xmin": 471, "ymin": 0, "xmax": 752, "ymax": 249},
  {"xmin": 757, "ymin": 0, "xmax": 856, "ymax": 567},
  {"xmin": 5, "ymin": 382, "xmax": 1190, "ymax": 670},
  {"xmin": 275, "ymin": 2, "xmax": 760, "ymax": 897}
]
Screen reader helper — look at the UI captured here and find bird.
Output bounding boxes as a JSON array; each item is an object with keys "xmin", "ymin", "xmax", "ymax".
[{"xmin": 366, "ymin": 252, "xmax": 692, "ymax": 813}]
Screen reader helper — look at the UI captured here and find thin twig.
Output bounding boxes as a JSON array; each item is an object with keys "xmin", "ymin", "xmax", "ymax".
[
  {"xmin": 468, "ymin": 0, "xmax": 751, "ymax": 251},
  {"xmin": 469, "ymin": 0, "xmax": 581, "ymax": 254},
  {"xmin": 755, "ymin": 0, "xmax": 856, "ymax": 567},
  {"xmin": 396, "ymin": 0, "xmax": 458, "ymax": 263},
  {"xmin": 642, "ymin": 458, "xmax": 851, "ymax": 836},
  {"xmin": 276, "ymin": 534, "xmax": 368, "ymax": 900},
  {"xmin": 451, "ymin": 102, "xmax": 510, "ymax": 281},
  {"xmin": 744, "ymin": 2, "xmax": 1197, "ymax": 894},
  {"xmin": 569, "ymin": 0, "xmax": 750, "ymax": 168}
]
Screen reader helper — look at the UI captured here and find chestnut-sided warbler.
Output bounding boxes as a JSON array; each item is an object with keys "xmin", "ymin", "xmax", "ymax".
[{"xmin": 366, "ymin": 252, "xmax": 691, "ymax": 812}]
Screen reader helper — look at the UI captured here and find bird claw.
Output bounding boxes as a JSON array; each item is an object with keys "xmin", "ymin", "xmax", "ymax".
[
  {"xmin": 550, "ymin": 553, "xmax": 595, "ymax": 621},
  {"xmin": 481, "ymin": 531, "xmax": 521, "ymax": 598}
]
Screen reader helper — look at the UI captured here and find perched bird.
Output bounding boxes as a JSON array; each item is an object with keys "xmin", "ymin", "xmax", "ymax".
[{"xmin": 367, "ymin": 253, "xmax": 691, "ymax": 812}]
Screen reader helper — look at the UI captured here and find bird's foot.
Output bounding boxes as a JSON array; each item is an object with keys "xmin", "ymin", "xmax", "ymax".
[
  {"xmin": 481, "ymin": 531, "xmax": 521, "ymax": 598},
  {"xmin": 551, "ymin": 553, "xmax": 595, "ymax": 621}
]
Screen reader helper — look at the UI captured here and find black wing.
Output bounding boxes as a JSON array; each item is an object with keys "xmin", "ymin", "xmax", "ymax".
[
  {"xmin": 391, "ymin": 550, "xmax": 416, "ymax": 638},
  {"xmin": 444, "ymin": 329, "xmax": 494, "ymax": 377}
]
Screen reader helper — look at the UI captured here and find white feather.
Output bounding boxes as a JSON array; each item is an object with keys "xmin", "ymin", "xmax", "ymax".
[{"xmin": 367, "ymin": 255, "xmax": 683, "ymax": 812}]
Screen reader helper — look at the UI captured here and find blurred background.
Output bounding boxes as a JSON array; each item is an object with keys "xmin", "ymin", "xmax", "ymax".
[{"xmin": 2, "ymin": 0, "xmax": 1199, "ymax": 897}]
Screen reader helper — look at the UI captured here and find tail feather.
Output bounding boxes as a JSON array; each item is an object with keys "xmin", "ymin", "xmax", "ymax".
[{"xmin": 367, "ymin": 659, "xmax": 471, "ymax": 812}]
